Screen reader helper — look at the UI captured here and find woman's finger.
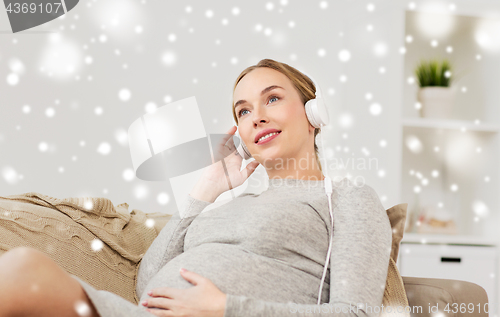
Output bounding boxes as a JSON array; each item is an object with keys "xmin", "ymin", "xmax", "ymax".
[
  {"xmin": 217, "ymin": 126, "xmax": 237, "ymax": 149},
  {"xmin": 145, "ymin": 297, "xmax": 174, "ymax": 310},
  {"xmin": 241, "ymin": 160, "xmax": 260, "ymax": 179},
  {"xmin": 226, "ymin": 125, "xmax": 237, "ymax": 134},
  {"xmin": 148, "ymin": 287, "xmax": 176, "ymax": 298},
  {"xmin": 226, "ymin": 125, "xmax": 237, "ymax": 133},
  {"xmin": 146, "ymin": 308, "xmax": 159, "ymax": 316},
  {"xmin": 146, "ymin": 308, "xmax": 163, "ymax": 316},
  {"xmin": 147, "ymin": 307, "xmax": 172, "ymax": 317}
]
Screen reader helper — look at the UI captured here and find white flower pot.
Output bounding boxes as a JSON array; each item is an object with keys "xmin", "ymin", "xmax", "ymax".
[{"xmin": 417, "ymin": 86, "xmax": 456, "ymax": 119}]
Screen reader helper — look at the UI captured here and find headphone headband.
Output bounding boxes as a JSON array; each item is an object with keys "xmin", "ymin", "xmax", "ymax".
[{"xmin": 300, "ymin": 70, "xmax": 323, "ymax": 99}]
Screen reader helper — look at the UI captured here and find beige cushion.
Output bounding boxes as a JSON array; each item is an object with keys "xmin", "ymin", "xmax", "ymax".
[
  {"xmin": 402, "ymin": 276, "xmax": 489, "ymax": 317},
  {"xmin": 0, "ymin": 193, "xmax": 171, "ymax": 305},
  {"xmin": 380, "ymin": 203, "xmax": 410, "ymax": 317},
  {"xmin": 386, "ymin": 203, "xmax": 408, "ymax": 263}
]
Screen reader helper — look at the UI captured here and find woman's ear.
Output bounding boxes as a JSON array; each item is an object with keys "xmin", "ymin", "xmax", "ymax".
[{"xmin": 308, "ymin": 122, "xmax": 316, "ymax": 134}]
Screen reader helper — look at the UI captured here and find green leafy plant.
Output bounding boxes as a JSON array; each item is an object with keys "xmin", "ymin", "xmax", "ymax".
[{"xmin": 414, "ymin": 59, "xmax": 453, "ymax": 87}]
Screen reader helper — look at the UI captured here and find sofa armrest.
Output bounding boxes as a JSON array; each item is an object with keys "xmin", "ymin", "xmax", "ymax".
[{"xmin": 402, "ymin": 276, "xmax": 489, "ymax": 317}]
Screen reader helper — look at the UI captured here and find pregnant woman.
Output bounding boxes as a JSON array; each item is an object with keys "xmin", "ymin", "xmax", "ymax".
[{"xmin": 0, "ymin": 59, "xmax": 392, "ymax": 317}]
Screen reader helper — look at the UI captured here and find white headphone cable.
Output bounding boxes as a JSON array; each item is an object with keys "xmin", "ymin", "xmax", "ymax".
[{"xmin": 317, "ymin": 126, "xmax": 334, "ymax": 305}]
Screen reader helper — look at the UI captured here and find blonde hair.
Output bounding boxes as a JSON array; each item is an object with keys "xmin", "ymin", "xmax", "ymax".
[{"xmin": 231, "ymin": 58, "xmax": 322, "ymax": 172}]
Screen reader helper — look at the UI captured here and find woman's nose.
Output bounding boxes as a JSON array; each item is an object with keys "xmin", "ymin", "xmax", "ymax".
[{"xmin": 252, "ymin": 106, "xmax": 268, "ymax": 124}]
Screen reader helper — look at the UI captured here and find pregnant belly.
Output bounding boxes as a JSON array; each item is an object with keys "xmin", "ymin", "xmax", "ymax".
[{"xmin": 139, "ymin": 243, "xmax": 320, "ymax": 304}]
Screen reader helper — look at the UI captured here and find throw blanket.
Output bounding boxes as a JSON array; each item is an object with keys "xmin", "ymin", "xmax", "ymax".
[{"xmin": 0, "ymin": 192, "xmax": 171, "ymax": 304}]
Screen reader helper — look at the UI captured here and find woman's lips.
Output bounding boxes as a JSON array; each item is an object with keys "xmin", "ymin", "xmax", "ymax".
[{"xmin": 256, "ymin": 131, "xmax": 281, "ymax": 145}]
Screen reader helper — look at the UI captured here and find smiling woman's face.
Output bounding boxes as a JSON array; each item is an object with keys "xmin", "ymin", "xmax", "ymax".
[{"xmin": 233, "ymin": 67, "xmax": 315, "ymax": 166}]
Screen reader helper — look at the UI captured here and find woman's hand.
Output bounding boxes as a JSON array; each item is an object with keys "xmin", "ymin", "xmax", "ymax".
[
  {"xmin": 142, "ymin": 268, "xmax": 227, "ymax": 317},
  {"xmin": 191, "ymin": 125, "xmax": 260, "ymax": 202}
]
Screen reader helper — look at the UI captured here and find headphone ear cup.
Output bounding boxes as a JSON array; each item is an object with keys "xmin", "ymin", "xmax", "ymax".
[
  {"xmin": 235, "ymin": 130, "xmax": 252, "ymax": 160},
  {"xmin": 305, "ymin": 99, "xmax": 320, "ymax": 128},
  {"xmin": 305, "ymin": 98, "xmax": 330, "ymax": 128},
  {"xmin": 242, "ymin": 141, "xmax": 252, "ymax": 160},
  {"xmin": 236, "ymin": 141, "xmax": 252, "ymax": 160},
  {"xmin": 315, "ymin": 97, "xmax": 330, "ymax": 126}
]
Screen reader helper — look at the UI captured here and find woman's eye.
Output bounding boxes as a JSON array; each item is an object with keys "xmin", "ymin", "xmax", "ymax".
[
  {"xmin": 238, "ymin": 109, "xmax": 249, "ymax": 117},
  {"xmin": 268, "ymin": 95, "xmax": 279, "ymax": 104},
  {"xmin": 238, "ymin": 96, "xmax": 279, "ymax": 117}
]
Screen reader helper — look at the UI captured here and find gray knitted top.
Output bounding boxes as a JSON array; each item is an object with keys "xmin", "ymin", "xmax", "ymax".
[{"xmin": 71, "ymin": 177, "xmax": 392, "ymax": 317}]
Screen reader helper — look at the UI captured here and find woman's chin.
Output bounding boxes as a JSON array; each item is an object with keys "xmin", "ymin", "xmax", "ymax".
[
  {"xmin": 257, "ymin": 153, "xmax": 288, "ymax": 169},
  {"xmin": 254, "ymin": 149, "xmax": 281, "ymax": 160}
]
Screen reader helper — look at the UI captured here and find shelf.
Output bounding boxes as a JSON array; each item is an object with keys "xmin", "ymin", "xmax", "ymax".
[
  {"xmin": 401, "ymin": 117, "xmax": 500, "ymax": 133},
  {"xmin": 401, "ymin": 232, "xmax": 498, "ymax": 246}
]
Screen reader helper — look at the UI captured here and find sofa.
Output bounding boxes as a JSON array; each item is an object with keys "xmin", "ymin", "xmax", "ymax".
[
  {"xmin": 402, "ymin": 276, "xmax": 489, "ymax": 316},
  {"xmin": 0, "ymin": 192, "xmax": 489, "ymax": 317}
]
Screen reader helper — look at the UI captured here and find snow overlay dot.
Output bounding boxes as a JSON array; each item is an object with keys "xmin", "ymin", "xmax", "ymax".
[
  {"xmin": 157, "ymin": 192, "xmax": 170, "ymax": 205},
  {"xmin": 118, "ymin": 88, "xmax": 131, "ymax": 101},
  {"xmin": 134, "ymin": 184, "xmax": 149, "ymax": 199},
  {"xmin": 74, "ymin": 299, "xmax": 92, "ymax": 317},
  {"xmin": 38, "ymin": 142, "xmax": 49, "ymax": 152},
  {"xmin": 338, "ymin": 49, "xmax": 351, "ymax": 62},
  {"xmin": 145, "ymin": 218, "xmax": 155, "ymax": 228},
  {"xmin": 7, "ymin": 73, "xmax": 19, "ymax": 85},
  {"xmin": 45, "ymin": 107, "xmax": 56, "ymax": 117},
  {"xmin": 91, "ymin": 239, "xmax": 104, "ymax": 251},
  {"xmin": 97, "ymin": 142, "xmax": 111, "ymax": 155},
  {"xmin": 161, "ymin": 51, "xmax": 177, "ymax": 66},
  {"xmin": 369, "ymin": 103, "xmax": 382, "ymax": 116},
  {"xmin": 114, "ymin": 129, "xmax": 128, "ymax": 146},
  {"xmin": 123, "ymin": 168, "xmax": 135, "ymax": 181},
  {"xmin": 2, "ymin": 166, "xmax": 20, "ymax": 184}
]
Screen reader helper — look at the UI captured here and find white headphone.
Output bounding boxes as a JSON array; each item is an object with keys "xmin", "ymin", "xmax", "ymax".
[{"xmin": 233, "ymin": 70, "xmax": 334, "ymax": 305}]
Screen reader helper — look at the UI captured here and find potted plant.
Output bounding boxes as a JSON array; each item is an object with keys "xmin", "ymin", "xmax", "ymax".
[{"xmin": 414, "ymin": 59, "xmax": 457, "ymax": 119}]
